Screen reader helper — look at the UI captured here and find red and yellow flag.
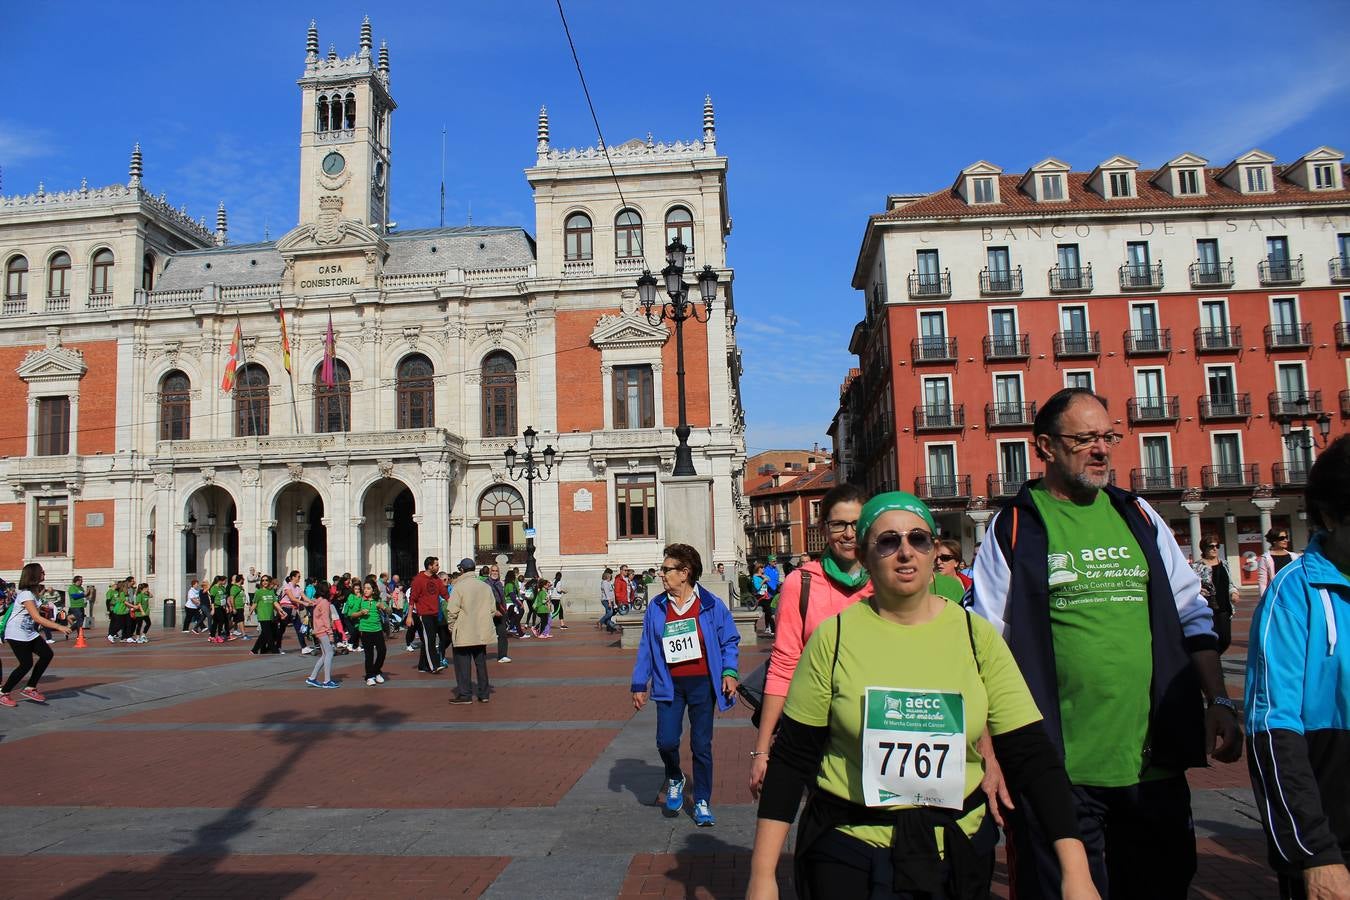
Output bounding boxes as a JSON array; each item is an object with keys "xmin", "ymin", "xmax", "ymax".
[
  {"xmin": 221, "ymin": 320, "xmax": 242, "ymax": 392},
  {"xmin": 278, "ymin": 307, "xmax": 293, "ymax": 374}
]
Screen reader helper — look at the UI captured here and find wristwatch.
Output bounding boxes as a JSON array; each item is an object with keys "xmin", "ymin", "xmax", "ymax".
[{"xmin": 1209, "ymin": 696, "xmax": 1237, "ymax": 713}]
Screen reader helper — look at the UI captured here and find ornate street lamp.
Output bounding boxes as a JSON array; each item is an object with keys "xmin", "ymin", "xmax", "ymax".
[
  {"xmin": 1277, "ymin": 396, "xmax": 1333, "ymax": 478},
  {"xmin": 636, "ymin": 237, "xmax": 718, "ymax": 476},
  {"xmin": 505, "ymin": 425, "xmax": 557, "ymax": 579}
]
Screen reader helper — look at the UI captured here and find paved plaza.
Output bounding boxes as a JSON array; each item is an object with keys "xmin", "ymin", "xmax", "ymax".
[{"xmin": 0, "ymin": 610, "xmax": 1275, "ymax": 899}]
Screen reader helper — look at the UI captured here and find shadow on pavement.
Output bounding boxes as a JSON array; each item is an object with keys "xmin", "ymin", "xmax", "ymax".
[
  {"xmin": 607, "ymin": 756, "xmax": 667, "ymax": 805},
  {"xmin": 52, "ymin": 702, "xmax": 410, "ymax": 899},
  {"xmin": 664, "ymin": 831, "xmax": 798, "ymax": 900}
]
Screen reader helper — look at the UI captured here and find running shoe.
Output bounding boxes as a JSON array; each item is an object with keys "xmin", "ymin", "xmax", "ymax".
[
  {"xmin": 448, "ymin": 696, "xmax": 473, "ymax": 705},
  {"xmin": 665, "ymin": 776, "xmax": 686, "ymax": 813},
  {"xmin": 693, "ymin": 801, "xmax": 716, "ymax": 827},
  {"xmin": 478, "ymin": 696, "xmax": 490, "ymax": 703},
  {"xmin": 19, "ymin": 687, "xmax": 46, "ymax": 703},
  {"xmin": 45, "ymin": 638, "xmax": 56, "ymax": 644},
  {"xmin": 300, "ymin": 647, "xmax": 315, "ymax": 655},
  {"xmin": 374, "ymin": 674, "xmax": 385, "ymax": 684},
  {"xmin": 305, "ymin": 678, "xmax": 324, "ymax": 688},
  {"xmin": 106, "ymin": 635, "xmax": 116, "ymax": 644},
  {"xmin": 366, "ymin": 677, "xmax": 377, "ymax": 686},
  {"xmin": 0, "ymin": 694, "xmax": 16, "ymax": 708},
  {"xmin": 497, "ymin": 656, "xmax": 512, "ymax": 663},
  {"xmin": 405, "ymin": 645, "xmax": 417, "ymax": 652},
  {"xmin": 322, "ymin": 680, "xmax": 340, "ymax": 689}
]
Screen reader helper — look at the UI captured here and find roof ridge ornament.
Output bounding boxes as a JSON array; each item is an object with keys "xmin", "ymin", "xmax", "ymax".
[
  {"xmin": 537, "ymin": 106, "xmax": 550, "ymax": 157},
  {"xmin": 703, "ymin": 95, "xmax": 715, "ymax": 146},
  {"xmin": 128, "ymin": 143, "xmax": 143, "ymax": 189},
  {"xmin": 359, "ymin": 16, "xmax": 372, "ymax": 56},
  {"xmin": 307, "ymin": 20, "xmax": 319, "ymax": 60},
  {"xmin": 378, "ymin": 40, "xmax": 389, "ymax": 76},
  {"xmin": 215, "ymin": 201, "xmax": 228, "ymax": 247}
]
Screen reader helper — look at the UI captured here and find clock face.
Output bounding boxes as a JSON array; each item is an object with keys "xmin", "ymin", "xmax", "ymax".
[{"xmin": 322, "ymin": 152, "xmax": 346, "ymax": 176}]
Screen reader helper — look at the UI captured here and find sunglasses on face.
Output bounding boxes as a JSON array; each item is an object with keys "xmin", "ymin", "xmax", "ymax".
[
  {"xmin": 936, "ymin": 554, "xmax": 958, "ymax": 563},
  {"xmin": 872, "ymin": 528, "xmax": 936, "ymax": 558},
  {"xmin": 658, "ymin": 565, "xmax": 686, "ymax": 575}
]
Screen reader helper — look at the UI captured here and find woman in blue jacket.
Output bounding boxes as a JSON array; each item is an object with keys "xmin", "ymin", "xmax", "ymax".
[
  {"xmin": 630, "ymin": 542, "xmax": 740, "ymax": 827},
  {"xmin": 1245, "ymin": 434, "xmax": 1350, "ymax": 900}
]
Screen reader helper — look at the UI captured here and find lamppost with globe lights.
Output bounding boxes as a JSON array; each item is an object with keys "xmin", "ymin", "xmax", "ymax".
[
  {"xmin": 636, "ymin": 237, "xmax": 718, "ymax": 477},
  {"xmin": 1277, "ymin": 396, "xmax": 1333, "ymax": 476},
  {"xmin": 504, "ymin": 425, "xmax": 557, "ymax": 579}
]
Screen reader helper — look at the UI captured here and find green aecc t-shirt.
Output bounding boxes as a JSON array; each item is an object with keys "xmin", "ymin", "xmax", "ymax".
[
  {"xmin": 133, "ymin": 592, "xmax": 150, "ymax": 617},
  {"xmin": 108, "ymin": 589, "xmax": 128, "ymax": 616},
  {"xmin": 355, "ymin": 596, "xmax": 383, "ymax": 633},
  {"xmin": 1030, "ymin": 484, "xmax": 1154, "ymax": 787},
  {"xmin": 254, "ymin": 587, "xmax": 278, "ymax": 621},
  {"xmin": 67, "ymin": 584, "xmax": 86, "ymax": 609}
]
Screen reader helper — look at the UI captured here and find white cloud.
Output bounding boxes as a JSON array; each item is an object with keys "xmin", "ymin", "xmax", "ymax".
[{"xmin": 0, "ymin": 120, "xmax": 55, "ymax": 164}]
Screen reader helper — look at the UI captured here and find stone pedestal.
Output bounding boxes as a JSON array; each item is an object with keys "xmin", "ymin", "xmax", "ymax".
[
  {"xmin": 662, "ymin": 475, "xmax": 713, "ymax": 555},
  {"xmin": 614, "ymin": 608, "xmax": 761, "ymax": 650}
]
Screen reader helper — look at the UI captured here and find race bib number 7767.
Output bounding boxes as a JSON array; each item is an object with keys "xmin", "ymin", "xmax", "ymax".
[{"xmin": 860, "ymin": 687, "xmax": 967, "ymax": 809}]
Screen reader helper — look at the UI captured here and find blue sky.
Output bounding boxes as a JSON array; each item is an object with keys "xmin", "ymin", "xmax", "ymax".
[{"xmin": 4, "ymin": 1, "xmax": 1348, "ymax": 455}]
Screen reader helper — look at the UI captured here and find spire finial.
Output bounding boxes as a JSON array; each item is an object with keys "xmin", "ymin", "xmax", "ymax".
[
  {"xmin": 703, "ymin": 95, "xmax": 715, "ymax": 146},
  {"xmin": 328, "ymin": 42, "xmax": 337, "ymax": 61},
  {"xmin": 306, "ymin": 20, "xmax": 318, "ymax": 59},
  {"xmin": 359, "ymin": 16, "xmax": 372, "ymax": 55},
  {"xmin": 536, "ymin": 105, "xmax": 550, "ymax": 156},
  {"xmin": 378, "ymin": 40, "xmax": 389, "ymax": 75},
  {"xmin": 215, "ymin": 201, "xmax": 228, "ymax": 246},
  {"xmin": 128, "ymin": 142, "xmax": 143, "ymax": 189}
]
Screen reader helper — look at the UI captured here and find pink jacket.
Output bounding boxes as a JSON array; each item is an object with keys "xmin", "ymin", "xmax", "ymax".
[
  {"xmin": 1256, "ymin": 551, "xmax": 1302, "ymax": 594},
  {"xmin": 763, "ymin": 560, "xmax": 873, "ymax": 696},
  {"xmin": 310, "ymin": 597, "xmax": 334, "ymax": 638}
]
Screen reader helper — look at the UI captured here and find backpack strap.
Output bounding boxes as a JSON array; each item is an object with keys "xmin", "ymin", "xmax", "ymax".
[
  {"xmin": 826, "ymin": 611, "xmax": 842, "ymax": 732},
  {"xmin": 798, "ymin": 571, "xmax": 813, "ymax": 645},
  {"xmin": 963, "ymin": 606, "xmax": 982, "ymax": 676}
]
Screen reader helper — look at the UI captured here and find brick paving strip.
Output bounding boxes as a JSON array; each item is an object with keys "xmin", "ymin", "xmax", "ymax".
[{"xmin": 0, "ymin": 626, "xmax": 1277, "ymax": 897}]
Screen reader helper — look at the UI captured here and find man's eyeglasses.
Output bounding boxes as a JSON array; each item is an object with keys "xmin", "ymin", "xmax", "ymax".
[
  {"xmin": 825, "ymin": 520, "xmax": 858, "ymax": 535},
  {"xmin": 872, "ymin": 528, "xmax": 936, "ymax": 558},
  {"xmin": 935, "ymin": 554, "xmax": 958, "ymax": 563},
  {"xmin": 1048, "ymin": 431, "xmax": 1124, "ymax": 451}
]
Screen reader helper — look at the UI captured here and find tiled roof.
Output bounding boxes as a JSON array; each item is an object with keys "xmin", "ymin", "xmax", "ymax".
[
  {"xmin": 877, "ymin": 166, "xmax": 1350, "ymax": 221},
  {"xmin": 747, "ymin": 465, "xmax": 836, "ymax": 498}
]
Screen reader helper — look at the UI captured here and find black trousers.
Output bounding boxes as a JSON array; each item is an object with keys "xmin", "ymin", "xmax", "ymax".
[
  {"xmin": 452, "ymin": 645, "xmax": 489, "ymax": 700},
  {"xmin": 3, "ymin": 637, "xmax": 54, "ymax": 693},
  {"xmin": 415, "ymin": 614, "xmax": 440, "ymax": 672},
  {"xmin": 494, "ymin": 616, "xmax": 509, "ymax": 659},
  {"xmin": 800, "ymin": 826, "xmax": 994, "ymax": 900},
  {"xmin": 109, "ymin": 612, "xmax": 132, "ymax": 639},
  {"xmin": 209, "ymin": 607, "xmax": 229, "ymax": 639},
  {"xmin": 1006, "ymin": 773, "xmax": 1196, "ymax": 900},
  {"xmin": 362, "ymin": 629, "xmax": 386, "ymax": 678}
]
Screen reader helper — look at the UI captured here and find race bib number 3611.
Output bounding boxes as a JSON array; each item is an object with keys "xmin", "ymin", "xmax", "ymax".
[
  {"xmin": 860, "ymin": 687, "xmax": 966, "ymax": 809},
  {"xmin": 662, "ymin": 618, "xmax": 702, "ymax": 665}
]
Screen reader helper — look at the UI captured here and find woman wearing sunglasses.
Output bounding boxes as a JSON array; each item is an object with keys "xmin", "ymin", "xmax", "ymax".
[
  {"xmin": 935, "ymin": 539, "xmax": 972, "ymax": 592},
  {"xmin": 748, "ymin": 492, "xmax": 1097, "ymax": 900},
  {"xmin": 1257, "ymin": 528, "xmax": 1301, "ymax": 595},
  {"xmin": 1199, "ymin": 536, "xmax": 1239, "ymax": 654}
]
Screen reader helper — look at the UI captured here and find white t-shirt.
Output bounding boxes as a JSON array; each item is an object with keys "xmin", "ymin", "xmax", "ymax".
[
  {"xmin": 4, "ymin": 590, "xmax": 40, "ymax": 642},
  {"xmin": 186, "ymin": 586, "xmax": 201, "ymax": 609}
]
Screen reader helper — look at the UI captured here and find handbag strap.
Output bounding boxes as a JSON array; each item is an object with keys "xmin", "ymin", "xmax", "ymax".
[{"xmin": 798, "ymin": 571, "xmax": 813, "ymax": 645}]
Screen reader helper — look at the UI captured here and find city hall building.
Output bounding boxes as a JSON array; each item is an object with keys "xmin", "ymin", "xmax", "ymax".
[
  {"xmin": 841, "ymin": 147, "xmax": 1348, "ymax": 585},
  {"xmin": 0, "ymin": 19, "xmax": 748, "ymax": 610}
]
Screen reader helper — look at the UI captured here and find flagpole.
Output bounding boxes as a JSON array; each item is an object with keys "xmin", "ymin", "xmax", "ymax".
[
  {"xmin": 332, "ymin": 308, "xmax": 349, "ymax": 435},
  {"xmin": 281, "ymin": 303, "xmax": 301, "ymax": 434},
  {"xmin": 236, "ymin": 312, "xmax": 261, "ymax": 441}
]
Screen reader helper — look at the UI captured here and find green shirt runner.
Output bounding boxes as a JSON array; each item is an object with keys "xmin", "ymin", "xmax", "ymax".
[
  {"xmin": 254, "ymin": 587, "xmax": 278, "ymax": 621},
  {"xmin": 355, "ymin": 596, "xmax": 383, "ymax": 633},
  {"xmin": 1030, "ymin": 484, "xmax": 1155, "ymax": 787},
  {"xmin": 108, "ymin": 589, "xmax": 128, "ymax": 616},
  {"xmin": 133, "ymin": 592, "xmax": 150, "ymax": 618},
  {"xmin": 67, "ymin": 584, "xmax": 86, "ymax": 609}
]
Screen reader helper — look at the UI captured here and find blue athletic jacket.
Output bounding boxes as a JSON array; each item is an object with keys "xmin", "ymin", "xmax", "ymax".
[
  {"xmin": 1245, "ymin": 533, "xmax": 1350, "ymax": 873},
  {"xmin": 629, "ymin": 584, "xmax": 740, "ymax": 712}
]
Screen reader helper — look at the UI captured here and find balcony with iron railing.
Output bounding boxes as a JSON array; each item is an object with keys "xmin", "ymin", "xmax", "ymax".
[
  {"xmin": 988, "ymin": 471, "xmax": 1041, "ymax": 497},
  {"xmin": 1194, "ymin": 325, "xmax": 1241, "ymax": 353},
  {"xmin": 982, "ymin": 333, "xmax": 1030, "ymax": 360},
  {"xmin": 1053, "ymin": 330, "xmax": 1099, "ymax": 357},
  {"xmin": 1201, "ymin": 463, "xmax": 1260, "ymax": 491},
  {"xmin": 1258, "ymin": 255, "xmax": 1304, "ymax": 285},
  {"xmin": 1127, "ymin": 395, "xmax": 1180, "ymax": 423},
  {"xmin": 910, "ymin": 335, "xmax": 958, "ymax": 363},
  {"xmin": 908, "ymin": 270, "xmax": 952, "ymax": 298},
  {"xmin": 913, "ymin": 404, "xmax": 966, "ymax": 431},
  {"xmin": 1123, "ymin": 328, "xmax": 1172, "ymax": 355},
  {"xmin": 1330, "ymin": 255, "xmax": 1350, "ymax": 282},
  {"xmin": 913, "ymin": 475, "xmax": 972, "ymax": 503},
  {"xmin": 985, "ymin": 401, "xmax": 1036, "ymax": 428},
  {"xmin": 1197, "ymin": 393, "xmax": 1251, "ymax": 420},
  {"xmin": 1048, "ymin": 264, "xmax": 1093, "ymax": 292},
  {"xmin": 1189, "ymin": 259, "xmax": 1235, "ymax": 287},
  {"xmin": 1130, "ymin": 466, "xmax": 1188, "ymax": 493},
  {"xmin": 1269, "ymin": 390, "xmax": 1323, "ymax": 418},
  {"xmin": 1119, "ymin": 262, "xmax": 1164, "ymax": 290},
  {"xmin": 1341, "ymin": 389, "xmax": 1350, "ymax": 418},
  {"xmin": 474, "ymin": 543, "xmax": 527, "ymax": 565},
  {"xmin": 979, "ymin": 266, "xmax": 1023, "ymax": 295},
  {"xmin": 1336, "ymin": 321, "xmax": 1350, "ymax": 349},
  {"xmin": 1264, "ymin": 322, "xmax": 1312, "ymax": 350},
  {"xmin": 1272, "ymin": 462, "xmax": 1310, "ymax": 487}
]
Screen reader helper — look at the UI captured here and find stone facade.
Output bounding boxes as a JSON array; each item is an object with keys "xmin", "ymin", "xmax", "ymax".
[{"xmin": 0, "ymin": 19, "xmax": 748, "ymax": 612}]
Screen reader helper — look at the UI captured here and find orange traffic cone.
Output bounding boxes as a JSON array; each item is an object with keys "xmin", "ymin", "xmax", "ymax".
[{"xmin": 74, "ymin": 628, "xmax": 87, "ymax": 648}]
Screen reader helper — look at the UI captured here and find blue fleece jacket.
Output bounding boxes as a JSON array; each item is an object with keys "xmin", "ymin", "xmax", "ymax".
[{"xmin": 629, "ymin": 584, "xmax": 741, "ymax": 712}]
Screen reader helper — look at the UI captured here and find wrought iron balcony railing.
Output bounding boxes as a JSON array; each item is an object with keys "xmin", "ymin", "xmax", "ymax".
[
  {"xmin": 1189, "ymin": 259, "xmax": 1234, "ymax": 287},
  {"xmin": 1264, "ymin": 322, "xmax": 1312, "ymax": 350},
  {"xmin": 1048, "ymin": 264, "xmax": 1093, "ymax": 292},
  {"xmin": 1053, "ymin": 330, "xmax": 1099, "ymax": 357},
  {"xmin": 913, "ymin": 404, "xmax": 966, "ymax": 431},
  {"xmin": 1194, "ymin": 325, "xmax": 1241, "ymax": 352},
  {"xmin": 1130, "ymin": 466, "xmax": 1188, "ymax": 493},
  {"xmin": 1197, "ymin": 393, "xmax": 1251, "ymax": 419},
  {"xmin": 1123, "ymin": 328, "xmax": 1172, "ymax": 355},
  {"xmin": 1268, "ymin": 390, "xmax": 1323, "ymax": 418},
  {"xmin": 910, "ymin": 335, "xmax": 958, "ymax": 363},
  {"xmin": 982, "ymin": 333, "xmax": 1030, "ymax": 360},
  {"xmin": 1259, "ymin": 256, "xmax": 1304, "ymax": 285},
  {"xmin": 1127, "ymin": 395, "xmax": 1180, "ymax": 423},
  {"xmin": 985, "ymin": 401, "xmax": 1036, "ymax": 428},
  {"xmin": 913, "ymin": 475, "xmax": 972, "ymax": 502},
  {"xmin": 908, "ymin": 270, "xmax": 951, "ymax": 298},
  {"xmin": 1201, "ymin": 463, "xmax": 1259, "ymax": 490},
  {"xmin": 1119, "ymin": 262, "xmax": 1164, "ymax": 289},
  {"xmin": 979, "ymin": 267, "xmax": 1023, "ymax": 295}
]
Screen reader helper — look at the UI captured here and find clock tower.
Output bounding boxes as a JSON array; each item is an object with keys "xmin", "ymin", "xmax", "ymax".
[{"xmin": 296, "ymin": 18, "xmax": 394, "ymax": 231}]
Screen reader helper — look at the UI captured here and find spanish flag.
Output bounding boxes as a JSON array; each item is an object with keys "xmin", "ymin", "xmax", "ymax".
[
  {"xmin": 221, "ymin": 320, "xmax": 243, "ymax": 392},
  {"xmin": 320, "ymin": 312, "xmax": 337, "ymax": 387},
  {"xmin": 278, "ymin": 307, "xmax": 293, "ymax": 374}
]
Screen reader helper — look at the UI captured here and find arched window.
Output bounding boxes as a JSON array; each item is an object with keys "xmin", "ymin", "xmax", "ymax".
[
  {"xmin": 343, "ymin": 92, "xmax": 356, "ymax": 129},
  {"xmin": 313, "ymin": 359, "xmax": 352, "ymax": 433},
  {"xmin": 47, "ymin": 251, "xmax": 71, "ymax": 298},
  {"xmin": 665, "ymin": 207, "xmax": 694, "ymax": 256},
  {"xmin": 90, "ymin": 249, "xmax": 114, "ymax": 295},
  {"xmin": 234, "ymin": 364, "xmax": 270, "ymax": 437},
  {"xmin": 615, "ymin": 209, "xmax": 643, "ymax": 259},
  {"xmin": 4, "ymin": 256, "xmax": 27, "ymax": 302},
  {"xmin": 396, "ymin": 354, "xmax": 435, "ymax": 429},
  {"xmin": 316, "ymin": 94, "xmax": 329, "ymax": 132},
  {"xmin": 564, "ymin": 212, "xmax": 593, "ymax": 261},
  {"xmin": 142, "ymin": 252, "xmax": 155, "ymax": 291},
  {"xmin": 476, "ymin": 485, "xmax": 525, "ymax": 555},
  {"xmin": 159, "ymin": 370, "xmax": 191, "ymax": 441},
  {"xmin": 330, "ymin": 95, "xmax": 343, "ymax": 131},
  {"xmin": 481, "ymin": 351, "xmax": 517, "ymax": 438}
]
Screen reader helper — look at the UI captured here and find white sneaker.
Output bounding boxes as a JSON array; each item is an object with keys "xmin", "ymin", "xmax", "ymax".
[
  {"xmin": 405, "ymin": 645, "xmax": 417, "ymax": 652},
  {"xmin": 301, "ymin": 647, "xmax": 315, "ymax": 655},
  {"xmin": 107, "ymin": 635, "xmax": 116, "ymax": 644},
  {"xmin": 375, "ymin": 674, "xmax": 385, "ymax": 684},
  {"xmin": 123, "ymin": 638, "xmax": 137, "ymax": 643},
  {"xmin": 366, "ymin": 677, "xmax": 377, "ymax": 686},
  {"xmin": 497, "ymin": 657, "xmax": 512, "ymax": 663}
]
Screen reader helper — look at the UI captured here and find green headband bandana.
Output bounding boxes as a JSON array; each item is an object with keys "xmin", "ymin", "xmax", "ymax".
[{"xmin": 857, "ymin": 491, "xmax": 937, "ymax": 542}]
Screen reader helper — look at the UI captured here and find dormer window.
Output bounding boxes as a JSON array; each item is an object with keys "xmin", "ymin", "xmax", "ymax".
[
  {"xmin": 1245, "ymin": 166, "xmax": 1268, "ymax": 192},
  {"xmin": 1313, "ymin": 163, "xmax": 1336, "ymax": 189},
  {"xmin": 1178, "ymin": 169, "xmax": 1200, "ymax": 195},
  {"xmin": 1041, "ymin": 174, "xmax": 1064, "ymax": 201},
  {"xmin": 1109, "ymin": 171, "xmax": 1133, "ymax": 198},
  {"xmin": 972, "ymin": 177, "xmax": 995, "ymax": 204},
  {"xmin": 957, "ymin": 162, "xmax": 1003, "ymax": 205}
]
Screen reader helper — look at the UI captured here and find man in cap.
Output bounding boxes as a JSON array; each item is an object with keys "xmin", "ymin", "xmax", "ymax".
[{"xmin": 446, "ymin": 558, "xmax": 497, "ymax": 704}]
